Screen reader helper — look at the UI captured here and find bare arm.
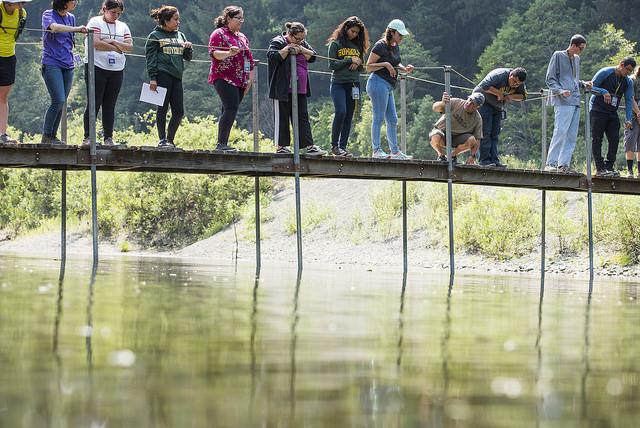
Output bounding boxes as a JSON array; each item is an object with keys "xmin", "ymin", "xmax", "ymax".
[{"xmin": 49, "ymin": 23, "xmax": 87, "ymax": 33}]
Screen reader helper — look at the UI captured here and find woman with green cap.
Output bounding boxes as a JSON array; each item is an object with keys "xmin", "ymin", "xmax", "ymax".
[{"xmin": 365, "ymin": 19, "xmax": 414, "ymax": 160}]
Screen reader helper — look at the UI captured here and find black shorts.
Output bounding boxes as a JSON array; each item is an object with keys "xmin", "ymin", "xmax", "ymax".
[{"xmin": 0, "ymin": 56, "xmax": 17, "ymax": 86}]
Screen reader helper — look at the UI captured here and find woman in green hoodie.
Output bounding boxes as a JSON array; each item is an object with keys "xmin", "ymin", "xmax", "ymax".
[
  {"xmin": 327, "ymin": 16, "xmax": 369, "ymax": 157},
  {"xmin": 145, "ymin": 5, "xmax": 192, "ymax": 148}
]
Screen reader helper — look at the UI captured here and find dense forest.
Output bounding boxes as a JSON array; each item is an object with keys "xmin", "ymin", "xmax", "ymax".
[{"xmin": 10, "ymin": 0, "xmax": 640, "ymax": 160}]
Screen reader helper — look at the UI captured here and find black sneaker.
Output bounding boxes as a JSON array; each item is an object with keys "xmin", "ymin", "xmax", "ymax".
[
  {"xmin": 331, "ymin": 146, "xmax": 353, "ymax": 157},
  {"xmin": 437, "ymin": 154, "xmax": 447, "ymax": 162},
  {"xmin": 216, "ymin": 143, "xmax": 238, "ymax": 152},
  {"xmin": 157, "ymin": 139, "xmax": 175, "ymax": 149},
  {"xmin": 41, "ymin": 135, "xmax": 64, "ymax": 145},
  {"xmin": 609, "ymin": 169, "xmax": 620, "ymax": 177},
  {"xmin": 494, "ymin": 162, "xmax": 508, "ymax": 169},
  {"xmin": 340, "ymin": 147, "xmax": 353, "ymax": 157},
  {"xmin": 480, "ymin": 162, "xmax": 496, "ymax": 167},
  {"xmin": 0, "ymin": 133, "xmax": 17, "ymax": 144},
  {"xmin": 304, "ymin": 145, "xmax": 327, "ymax": 156},
  {"xmin": 596, "ymin": 169, "xmax": 612, "ymax": 177},
  {"xmin": 450, "ymin": 156, "xmax": 458, "ymax": 165},
  {"xmin": 276, "ymin": 146, "xmax": 292, "ymax": 154},
  {"xmin": 102, "ymin": 137, "xmax": 115, "ymax": 146}
]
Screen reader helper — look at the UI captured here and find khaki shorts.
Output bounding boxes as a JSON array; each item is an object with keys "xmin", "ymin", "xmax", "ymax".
[{"xmin": 429, "ymin": 129, "xmax": 475, "ymax": 148}]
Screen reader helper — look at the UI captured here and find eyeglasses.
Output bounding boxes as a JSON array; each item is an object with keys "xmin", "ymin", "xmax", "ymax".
[
  {"xmin": 232, "ymin": 16, "xmax": 244, "ymax": 22},
  {"xmin": 291, "ymin": 33, "xmax": 305, "ymax": 43}
]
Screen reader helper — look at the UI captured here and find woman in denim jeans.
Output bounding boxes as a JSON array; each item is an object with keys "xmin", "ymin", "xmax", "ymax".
[
  {"xmin": 365, "ymin": 19, "xmax": 413, "ymax": 160},
  {"xmin": 327, "ymin": 16, "xmax": 369, "ymax": 157},
  {"xmin": 40, "ymin": 0, "xmax": 87, "ymax": 144}
]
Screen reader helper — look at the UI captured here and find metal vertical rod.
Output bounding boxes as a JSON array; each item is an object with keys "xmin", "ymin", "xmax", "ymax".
[
  {"xmin": 252, "ymin": 61, "xmax": 261, "ymax": 275},
  {"xmin": 402, "ymin": 181, "xmax": 408, "ymax": 274},
  {"xmin": 584, "ymin": 90, "xmax": 594, "ymax": 280},
  {"xmin": 400, "ymin": 75, "xmax": 408, "ymax": 273},
  {"xmin": 540, "ymin": 89, "xmax": 548, "ymax": 277},
  {"xmin": 290, "ymin": 51, "xmax": 303, "ymax": 273},
  {"xmin": 444, "ymin": 66, "xmax": 455, "ymax": 276},
  {"xmin": 60, "ymin": 103, "xmax": 67, "ymax": 276},
  {"xmin": 87, "ymin": 29, "xmax": 99, "ymax": 267}
]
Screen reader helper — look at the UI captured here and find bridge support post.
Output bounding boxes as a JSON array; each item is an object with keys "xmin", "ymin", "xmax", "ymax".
[
  {"xmin": 290, "ymin": 51, "xmax": 303, "ymax": 273},
  {"xmin": 540, "ymin": 90, "xmax": 548, "ymax": 279},
  {"xmin": 87, "ymin": 29, "xmax": 99, "ymax": 267},
  {"xmin": 584, "ymin": 90, "xmax": 594, "ymax": 281},
  {"xmin": 60, "ymin": 103, "xmax": 67, "ymax": 279},
  {"xmin": 444, "ymin": 66, "xmax": 455, "ymax": 277},
  {"xmin": 252, "ymin": 61, "xmax": 261, "ymax": 276},
  {"xmin": 400, "ymin": 75, "xmax": 408, "ymax": 274}
]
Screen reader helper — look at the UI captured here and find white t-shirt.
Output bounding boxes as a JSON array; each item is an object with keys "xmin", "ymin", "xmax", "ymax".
[{"xmin": 84, "ymin": 16, "xmax": 131, "ymax": 71}]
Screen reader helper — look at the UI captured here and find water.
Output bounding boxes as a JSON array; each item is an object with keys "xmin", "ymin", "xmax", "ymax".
[{"xmin": 0, "ymin": 255, "xmax": 639, "ymax": 427}]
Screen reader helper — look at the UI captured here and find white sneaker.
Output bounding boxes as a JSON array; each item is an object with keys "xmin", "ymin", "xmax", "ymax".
[
  {"xmin": 390, "ymin": 151, "xmax": 413, "ymax": 160},
  {"xmin": 544, "ymin": 165, "xmax": 558, "ymax": 172},
  {"xmin": 372, "ymin": 150, "xmax": 390, "ymax": 159}
]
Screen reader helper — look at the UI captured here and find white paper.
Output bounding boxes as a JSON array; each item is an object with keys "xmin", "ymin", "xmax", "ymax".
[{"xmin": 139, "ymin": 83, "xmax": 167, "ymax": 106}]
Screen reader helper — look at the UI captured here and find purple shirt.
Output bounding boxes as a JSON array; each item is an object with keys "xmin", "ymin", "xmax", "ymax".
[
  {"xmin": 42, "ymin": 9, "xmax": 76, "ymax": 69},
  {"xmin": 289, "ymin": 54, "xmax": 308, "ymax": 95}
]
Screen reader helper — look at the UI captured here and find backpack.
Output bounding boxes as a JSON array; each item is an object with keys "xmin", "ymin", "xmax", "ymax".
[{"xmin": 0, "ymin": 6, "xmax": 26, "ymax": 41}]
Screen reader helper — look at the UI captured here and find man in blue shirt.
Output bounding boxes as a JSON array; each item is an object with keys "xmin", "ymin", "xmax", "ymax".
[
  {"xmin": 473, "ymin": 67, "xmax": 527, "ymax": 168},
  {"xmin": 589, "ymin": 57, "xmax": 640, "ymax": 176}
]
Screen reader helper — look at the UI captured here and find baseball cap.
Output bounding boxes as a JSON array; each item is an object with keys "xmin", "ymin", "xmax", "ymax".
[
  {"xmin": 468, "ymin": 92, "xmax": 485, "ymax": 106},
  {"xmin": 387, "ymin": 19, "xmax": 409, "ymax": 36}
]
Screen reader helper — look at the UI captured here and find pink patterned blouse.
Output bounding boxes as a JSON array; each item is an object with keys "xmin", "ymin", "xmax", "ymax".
[{"xmin": 208, "ymin": 26, "xmax": 254, "ymax": 88}]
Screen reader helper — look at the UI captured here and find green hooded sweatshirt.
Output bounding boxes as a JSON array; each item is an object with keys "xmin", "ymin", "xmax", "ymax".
[{"xmin": 145, "ymin": 26, "xmax": 192, "ymax": 80}]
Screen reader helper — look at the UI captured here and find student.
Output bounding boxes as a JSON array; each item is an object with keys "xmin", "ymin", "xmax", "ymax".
[
  {"xmin": 267, "ymin": 21, "xmax": 326, "ymax": 155},
  {"xmin": 41, "ymin": 0, "xmax": 87, "ymax": 145},
  {"xmin": 145, "ymin": 5, "xmax": 192, "ymax": 148},
  {"xmin": 429, "ymin": 92, "xmax": 484, "ymax": 165},
  {"xmin": 0, "ymin": 0, "xmax": 31, "ymax": 144},
  {"xmin": 545, "ymin": 34, "xmax": 587, "ymax": 173},
  {"xmin": 327, "ymin": 16, "xmax": 369, "ymax": 157},
  {"xmin": 589, "ymin": 57, "xmax": 639, "ymax": 176},
  {"xmin": 623, "ymin": 66, "xmax": 640, "ymax": 177},
  {"xmin": 208, "ymin": 5, "xmax": 254, "ymax": 152},
  {"xmin": 83, "ymin": 0, "xmax": 132, "ymax": 146},
  {"xmin": 365, "ymin": 19, "xmax": 413, "ymax": 160},
  {"xmin": 473, "ymin": 67, "xmax": 527, "ymax": 167}
]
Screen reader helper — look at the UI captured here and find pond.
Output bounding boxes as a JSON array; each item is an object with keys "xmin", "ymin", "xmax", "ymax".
[{"xmin": 0, "ymin": 255, "xmax": 638, "ymax": 427}]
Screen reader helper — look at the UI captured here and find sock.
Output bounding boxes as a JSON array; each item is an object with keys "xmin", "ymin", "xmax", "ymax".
[{"xmin": 627, "ymin": 159, "xmax": 634, "ymax": 173}]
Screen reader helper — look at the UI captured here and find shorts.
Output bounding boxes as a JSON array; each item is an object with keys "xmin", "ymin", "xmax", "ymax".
[
  {"xmin": 623, "ymin": 121, "xmax": 640, "ymax": 152},
  {"xmin": 429, "ymin": 129, "xmax": 475, "ymax": 147},
  {"xmin": 0, "ymin": 56, "xmax": 16, "ymax": 86}
]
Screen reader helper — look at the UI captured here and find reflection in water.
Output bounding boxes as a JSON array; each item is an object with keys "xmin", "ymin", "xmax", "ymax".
[
  {"xmin": 581, "ymin": 280, "xmax": 593, "ymax": 420},
  {"xmin": 1, "ymin": 257, "xmax": 639, "ymax": 426}
]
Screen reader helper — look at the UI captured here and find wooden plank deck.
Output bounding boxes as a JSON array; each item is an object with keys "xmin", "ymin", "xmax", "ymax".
[{"xmin": 0, "ymin": 143, "xmax": 638, "ymax": 195}]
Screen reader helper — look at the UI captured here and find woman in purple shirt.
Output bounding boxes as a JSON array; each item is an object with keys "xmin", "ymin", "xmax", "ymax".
[
  {"xmin": 208, "ymin": 5, "xmax": 254, "ymax": 152},
  {"xmin": 40, "ymin": 0, "xmax": 87, "ymax": 144}
]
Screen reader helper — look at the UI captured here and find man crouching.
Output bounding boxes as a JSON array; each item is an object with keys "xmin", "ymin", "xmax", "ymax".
[{"xmin": 429, "ymin": 91, "xmax": 484, "ymax": 165}]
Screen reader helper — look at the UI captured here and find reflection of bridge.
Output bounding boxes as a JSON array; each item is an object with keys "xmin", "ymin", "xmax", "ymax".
[{"xmin": 2, "ymin": 143, "xmax": 638, "ymax": 195}]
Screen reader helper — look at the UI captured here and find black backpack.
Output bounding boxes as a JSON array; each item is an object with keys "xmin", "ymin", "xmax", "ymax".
[{"xmin": 0, "ymin": 6, "xmax": 26, "ymax": 41}]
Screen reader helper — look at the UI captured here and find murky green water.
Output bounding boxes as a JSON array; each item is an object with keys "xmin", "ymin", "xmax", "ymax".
[{"xmin": 0, "ymin": 255, "xmax": 639, "ymax": 427}]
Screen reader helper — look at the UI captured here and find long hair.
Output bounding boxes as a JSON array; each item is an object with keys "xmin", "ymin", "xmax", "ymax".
[
  {"xmin": 52, "ymin": 0, "xmax": 71, "ymax": 12},
  {"xmin": 150, "ymin": 5, "xmax": 178, "ymax": 26},
  {"xmin": 381, "ymin": 28, "xmax": 396, "ymax": 48},
  {"xmin": 214, "ymin": 5, "xmax": 242, "ymax": 29},
  {"xmin": 326, "ymin": 16, "xmax": 370, "ymax": 57},
  {"xmin": 634, "ymin": 66, "xmax": 640, "ymax": 80}
]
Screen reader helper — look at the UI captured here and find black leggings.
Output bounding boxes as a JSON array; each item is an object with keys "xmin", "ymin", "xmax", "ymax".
[
  {"xmin": 83, "ymin": 65, "xmax": 123, "ymax": 139},
  {"xmin": 213, "ymin": 79, "xmax": 245, "ymax": 146},
  {"xmin": 156, "ymin": 71, "xmax": 184, "ymax": 142}
]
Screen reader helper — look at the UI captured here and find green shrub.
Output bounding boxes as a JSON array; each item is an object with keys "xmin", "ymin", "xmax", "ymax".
[
  {"xmin": 594, "ymin": 194, "xmax": 640, "ymax": 264},
  {"xmin": 285, "ymin": 200, "xmax": 332, "ymax": 235},
  {"xmin": 455, "ymin": 189, "xmax": 539, "ymax": 259}
]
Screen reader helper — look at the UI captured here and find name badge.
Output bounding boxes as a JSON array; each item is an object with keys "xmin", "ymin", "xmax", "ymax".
[
  {"xmin": 351, "ymin": 86, "xmax": 360, "ymax": 100},
  {"xmin": 107, "ymin": 52, "xmax": 117, "ymax": 65},
  {"xmin": 244, "ymin": 59, "xmax": 251, "ymax": 73},
  {"xmin": 73, "ymin": 54, "xmax": 83, "ymax": 68},
  {"xmin": 611, "ymin": 96, "xmax": 619, "ymax": 107}
]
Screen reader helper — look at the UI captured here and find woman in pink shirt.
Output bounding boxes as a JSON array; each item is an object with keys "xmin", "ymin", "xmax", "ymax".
[{"xmin": 208, "ymin": 5, "xmax": 254, "ymax": 152}]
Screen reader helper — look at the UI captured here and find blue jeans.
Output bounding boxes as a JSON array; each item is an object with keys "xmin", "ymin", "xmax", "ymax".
[
  {"xmin": 546, "ymin": 105, "xmax": 580, "ymax": 167},
  {"xmin": 42, "ymin": 64, "xmax": 74, "ymax": 137},
  {"xmin": 479, "ymin": 104, "xmax": 502, "ymax": 164},
  {"xmin": 366, "ymin": 73, "xmax": 398, "ymax": 153},
  {"xmin": 330, "ymin": 82, "xmax": 356, "ymax": 149}
]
